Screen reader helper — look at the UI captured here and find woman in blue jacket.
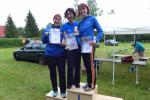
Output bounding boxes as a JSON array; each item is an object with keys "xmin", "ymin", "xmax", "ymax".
[
  {"xmin": 41, "ymin": 14, "xmax": 66, "ymax": 98},
  {"xmin": 62, "ymin": 8, "xmax": 81, "ymax": 89},
  {"xmin": 78, "ymin": 3, "xmax": 103, "ymax": 91}
]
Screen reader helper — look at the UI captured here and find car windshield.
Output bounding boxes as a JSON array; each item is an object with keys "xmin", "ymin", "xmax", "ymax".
[
  {"xmin": 24, "ymin": 43, "xmax": 32, "ymax": 49},
  {"xmin": 110, "ymin": 40, "xmax": 115, "ymax": 42},
  {"xmin": 41, "ymin": 44, "xmax": 46, "ymax": 49},
  {"xmin": 32, "ymin": 43, "xmax": 41, "ymax": 49},
  {"xmin": 24, "ymin": 43, "xmax": 46, "ymax": 49}
]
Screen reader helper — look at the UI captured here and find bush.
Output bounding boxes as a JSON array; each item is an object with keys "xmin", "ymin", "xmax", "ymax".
[{"xmin": 0, "ymin": 38, "xmax": 23, "ymax": 47}]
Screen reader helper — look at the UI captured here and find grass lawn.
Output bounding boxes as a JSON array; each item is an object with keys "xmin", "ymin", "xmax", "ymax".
[{"xmin": 0, "ymin": 42, "xmax": 150, "ymax": 100}]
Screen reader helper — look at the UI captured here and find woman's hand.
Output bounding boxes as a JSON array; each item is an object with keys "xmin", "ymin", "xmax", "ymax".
[
  {"xmin": 89, "ymin": 41, "xmax": 96, "ymax": 46},
  {"xmin": 61, "ymin": 39, "xmax": 67, "ymax": 46}
]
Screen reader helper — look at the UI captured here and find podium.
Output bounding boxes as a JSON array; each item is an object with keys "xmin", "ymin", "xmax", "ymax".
[
  {"xmin": 67, "ymin": 83, "xmax": 97, "ymax": 100},
  {"xmin": 46, "ymin": 88, "xmax": 67, "ymax": 100},
  {"xmin": 46, "ymin": 83, "xmax": 123, "ymax": 100}
]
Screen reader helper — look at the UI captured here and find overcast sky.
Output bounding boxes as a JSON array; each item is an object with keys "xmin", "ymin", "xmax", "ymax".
[{"xmin": 0, "ymin": 0, "xmax": 150, "ymax": 29}]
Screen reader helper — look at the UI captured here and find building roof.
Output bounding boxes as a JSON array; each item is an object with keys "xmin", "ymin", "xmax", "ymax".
[{"xmin": 0, "ymin": 26, "xmax": 5, "ymax": 37}]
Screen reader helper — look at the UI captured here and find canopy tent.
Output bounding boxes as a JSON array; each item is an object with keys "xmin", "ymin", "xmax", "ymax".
[
  {"xmin": 135, "ymin": 26, "xmax": 150, "ymax": 34},
  {"xmin": 95, "ymin": 12, "xmax": 150, "ymax": 84},
  {"xmin": 96, "ymin": 9, "xmax": 150, "ymax": 35}
]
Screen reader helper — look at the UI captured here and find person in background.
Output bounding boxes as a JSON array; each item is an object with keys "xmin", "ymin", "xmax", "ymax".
[
  {"xmin": 62, "ymin": 8, "xmax": 81, "ymax": 89},
  {"xmin": 41, "ymin": 14, "xmax": 66, "ymax": 98},
  {"xmin": 23, "ymin": 38, "xmax": 30, "ymax": 45},
  {"xmin": 131, "ymin": 41, "xmax": 145, "ymax": 57},
  {"xmin": 77, "ymin": 3, "xmax": 103, "ymax": 91}
]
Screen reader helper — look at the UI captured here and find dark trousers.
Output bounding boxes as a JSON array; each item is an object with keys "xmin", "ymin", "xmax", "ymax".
[
  {"xmin": 46, "ymin": 56, "xmax": 66, "ymax": 93},
  {"xmin": 82, "ymin": 47, "xmax": 96, "ymax": 87},
  {"xmin": 66, "ymin": 49, "xmax": 81, "ymax": 86}
]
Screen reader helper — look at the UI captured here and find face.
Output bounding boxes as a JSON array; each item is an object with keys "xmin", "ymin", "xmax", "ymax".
[
  {"xmin": 53, "ymin": 16, "xmax": 62, "ymax": 26},
  {"xmin": 78, "ymin": 6, "xmax": 88, "ymax": 17},
  {"xmin": 66, "ymin": 11, "xmax": 74, "ymax": 23}
]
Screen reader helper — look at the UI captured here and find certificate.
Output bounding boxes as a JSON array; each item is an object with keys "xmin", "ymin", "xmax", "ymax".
[
  {"xmin": 81, "ymin": 37, "xmax": 92, "ymax": 53},
  {"xmin": 49, "ymin": 28, "xmax": 61, "ymax": 44},
  {"xmin": 66, "ymin": 34, "xmax": 78, "ymax": 50}
]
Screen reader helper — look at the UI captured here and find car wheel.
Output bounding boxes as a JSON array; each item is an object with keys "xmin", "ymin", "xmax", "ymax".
[
  {"xmin": 38, "ymin": 56, "xmax": 46, "ymax": 65},
  {"xmin": 14, "ymin": 53, "xmax": 20, "ymax": 61}
]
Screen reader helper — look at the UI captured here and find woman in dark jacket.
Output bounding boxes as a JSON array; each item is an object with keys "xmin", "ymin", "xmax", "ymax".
[{"xmin": 41, "ymin": 14, "xmax": 66, "ymax": 98}]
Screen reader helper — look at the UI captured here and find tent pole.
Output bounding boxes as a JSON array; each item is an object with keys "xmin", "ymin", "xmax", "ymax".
[
  {"xmin": 134, "ymin": 29, "xmax": 136, "ymax": 42},
  {"xmin": 104, "ymin": 33, "xmax": 106, "ymax": 57},
  {"xmin": 112, "ymin": 30, "xmax": 116, "ymax": 85}
]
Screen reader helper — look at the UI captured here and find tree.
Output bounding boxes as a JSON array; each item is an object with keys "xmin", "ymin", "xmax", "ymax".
[
  {"xmin": 25, "ymin": 10, "xmax": 39, "ymax": 38},
  {"xmin": 5, "ymin": 14, "xmax": 18, "ymax": 38},
  {"xmin": 17, "ymin": 27, "xmax": 25, "ymax": 37},
  {"xmin": 37, "ymin": 28, "xmax": 44, "ymax": 38},
  {"xmin": 87, "ymin": 0, "xmax": 99, "ymax": 16},
  {"xmin": 73, "ymin": 0, "xmax": 79, "ymax": 12},
  {"xmin": 73, "ymin": 0, "xmax": 80, "ymax": 21}
]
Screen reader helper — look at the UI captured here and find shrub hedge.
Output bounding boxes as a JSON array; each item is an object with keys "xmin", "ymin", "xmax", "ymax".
[{"xmin": 0, "ymin": 38, "xmax": 23, "ymax": 47}]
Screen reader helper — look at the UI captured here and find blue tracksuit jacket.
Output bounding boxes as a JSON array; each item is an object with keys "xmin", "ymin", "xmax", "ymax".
[
  {"xmin": 41, "ymin": 24, "xmax": 65, "ymax": 57},
  {"xmin": 78, "ymin": 16, "xmax": 103, "ymax": 42},
  {"xmin": 62, "ymin": 21, "xmax": 80, "ymax": 45}
]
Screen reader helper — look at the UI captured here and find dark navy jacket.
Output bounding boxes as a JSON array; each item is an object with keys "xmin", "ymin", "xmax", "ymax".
[{"xmin": 41, "ymin": 24, "xmax": 65, "ymax": 57}]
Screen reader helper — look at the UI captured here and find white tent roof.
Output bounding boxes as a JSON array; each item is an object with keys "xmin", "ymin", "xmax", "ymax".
[
  {"xmin": 135, "ymin": 26, "xmax": 150, "ymax": 34},
  {"xmin": 96, "ymin": 9, "xmax": 150, "ymax": 35}
]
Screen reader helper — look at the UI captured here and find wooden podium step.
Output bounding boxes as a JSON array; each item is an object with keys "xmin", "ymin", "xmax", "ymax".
[
  {"xmin": 46, "ymin": 83, "xmax": 123, "ymax": 100},
  {"xmin": 67, "ymin": 83, "xmax": 97, "ymax": 100},
  {"xmin": 96, "ymin": 94, "xmax": 123, "ymax": 100},
  {"xmin": 46, "ymin": 88, "xmax": 67, "ymax": 100}
]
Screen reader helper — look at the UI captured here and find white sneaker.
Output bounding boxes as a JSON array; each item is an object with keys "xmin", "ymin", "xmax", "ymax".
[
  {"xmin": 51, "ymin": 91, "xmax": 58, "ymax": 97},
  {"xmin": 83, "ymin": 83, "xmax": 92, "ymax": 91},
  {"xmin": 61, "ymin": 92, "xmax": 67, "ymax": 98}
]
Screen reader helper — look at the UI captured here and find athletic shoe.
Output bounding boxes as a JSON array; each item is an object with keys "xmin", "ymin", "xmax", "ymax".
[
  {"xmin": 61, "ymin": 93, "xmax": 67, "ymax": 98},
  {"xmin": 51, "ymin": 91, "xmax": 58, "ymax": 97}
]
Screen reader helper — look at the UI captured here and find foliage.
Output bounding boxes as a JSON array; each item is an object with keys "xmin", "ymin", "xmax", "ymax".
[
  {"xmin": 17, "ymin": 27, "xmax": 25, "ymax": 37},
  {"xmin": 73, "ymin": 0, "xmax": 79, "ymax": 12},
  {"xmin": 5, "ymin": 14, "xmax": 18, "ymax": 38},
  {"xmin": 87, "ymin": 0, "xmax": 100, "ymax": 16},
  {"xmin": 25, "ymin": 10, "xmax": 39, "ymax": 38},
  {"xmin": 73, "ymin": 0, "xmax": 80, "ymax": 21},
  {"xmin": 105, "ymin": 34, "xmax": 150, "ymax": 42},
  {"xmin": 0, "ymin": 38, "xmax": 23, "ymax": 47},
  {"xmin": 37, "ymin": 28, "xmax": 44, "ymax": 38}
]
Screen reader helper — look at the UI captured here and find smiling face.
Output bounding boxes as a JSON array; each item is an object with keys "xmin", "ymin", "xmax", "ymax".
[
  {"xmin": 66, "ymin": 11, "xmax": 75, "ymax": 23},
  {"xmin": 78, "ymin": 6, "xmax": 88, "ymax": 17},
  {"xmin": 78, "ymin": 3, "xmax": 89, "ymax": 18},
  {"xmin": 53, "ymin": 14, "xmax": 62, "ymax": 26}
]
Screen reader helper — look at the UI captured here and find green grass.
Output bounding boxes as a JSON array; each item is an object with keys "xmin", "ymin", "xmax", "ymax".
[{"xmin": 0, "ymin": 43, "xmax": 150, "ymax": 100}]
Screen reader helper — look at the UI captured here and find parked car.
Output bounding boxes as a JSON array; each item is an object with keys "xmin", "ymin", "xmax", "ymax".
[
  {"xmin": 13, "ymin": 42, "xmax": 47, "ymax": 65},
  {"xmin": 105, "ymin": 39, "xmax": 119, "ymax": 46}
]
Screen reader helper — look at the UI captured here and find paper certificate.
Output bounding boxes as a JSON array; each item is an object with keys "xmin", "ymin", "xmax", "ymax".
[
  {"xmin": 81, "ymin": 37, "xmax": 92, "ymax": 53},
  {"xmin": 49, "ymin": 28, "xmax": 61, "ymax": 44},
  {"xmin": 66, "ymin": 34, "xmax": 78, "ymax": 50}
]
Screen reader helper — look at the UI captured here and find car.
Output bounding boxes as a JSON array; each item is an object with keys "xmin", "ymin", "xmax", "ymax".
[
  {"xmin": 13, "ymin": 42, "xmax": 47, "ymax": 65},
  {"xmin": 105, "ymin": 39, "xmax": 119, "ymax": 46}
]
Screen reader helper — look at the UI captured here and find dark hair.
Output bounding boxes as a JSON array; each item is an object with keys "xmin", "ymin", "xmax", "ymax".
[
  {"xmin": 78, "ymin": 3, "xmax": 90, "ymax": 16},
  {"xmin": 64, "ymin": 8, "xmax": 76, "ymax": 18},
  {"xmin": 53, "ymin": 14, "xmax": 62, "ymax": 20}
]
